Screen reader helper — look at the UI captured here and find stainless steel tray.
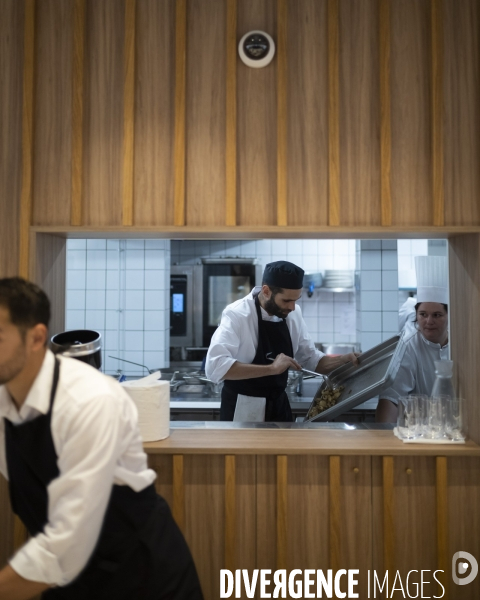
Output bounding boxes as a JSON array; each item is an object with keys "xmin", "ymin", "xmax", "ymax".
[{"xmin": 304, "ymin": 334, "xmax": 407, "ymax": 422}]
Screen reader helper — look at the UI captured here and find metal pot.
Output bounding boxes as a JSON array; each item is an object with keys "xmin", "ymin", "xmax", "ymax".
[{"xmin": 51, "ymin": 329, "xmax": 102, "ymax": 370}]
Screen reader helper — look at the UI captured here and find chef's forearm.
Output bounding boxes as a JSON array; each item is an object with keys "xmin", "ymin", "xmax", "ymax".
[
  {"xmin": 224, "ymin": 361, "xmax": 274, "ymax": 380},
  {"xmin": 0, "ymin": 565, "xmax": 51, "ymax": 600},
  {"xmin": 315, "ymin": 355, "xmax": 347, "ymax": 374}
]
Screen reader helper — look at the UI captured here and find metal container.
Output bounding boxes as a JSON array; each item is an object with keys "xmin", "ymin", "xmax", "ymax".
[
  {"xmin": 51, "ymin": 329, "xmax": 102, "ymax": 370},
  {"xmin": 304, "ymin": 334, "xmax": 407, "ymax": 422}
]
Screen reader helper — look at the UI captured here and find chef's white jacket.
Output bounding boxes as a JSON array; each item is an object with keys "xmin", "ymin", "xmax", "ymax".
[
  {"xmin": 381, "ymin": 328, "xmax": 450, "ymax": 404},
  {"xmin": 205, "ymin": 287, "xmax": 325, "ymax": 383},
  {"xmin": 0, "ymin": 350, "xmax": 156, "ymax": 586}
]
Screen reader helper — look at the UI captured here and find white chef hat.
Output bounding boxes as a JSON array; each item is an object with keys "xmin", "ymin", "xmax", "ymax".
[{"xmin": 414, "ymin": 256, "xmax": 448, "ymax": 305}]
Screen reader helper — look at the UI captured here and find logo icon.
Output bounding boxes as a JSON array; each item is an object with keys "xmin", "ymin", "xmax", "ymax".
[{"xmin": 452, "ymin": 551, "xmax": 478, "ymax": 585}]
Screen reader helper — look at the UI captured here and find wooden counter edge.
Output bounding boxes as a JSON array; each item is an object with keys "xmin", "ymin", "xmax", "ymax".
[{"xmin": 143, "ymin": 429, "xmax": 480, "ymax": 456}]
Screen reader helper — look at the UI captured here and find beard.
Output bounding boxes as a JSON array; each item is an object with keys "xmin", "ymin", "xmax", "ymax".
[
  {"xmin": 262, "ymin": 295, "xmax": 290, "ymax": 319},
  {"xmin": 0, "ymin": 343, "xmax": 27, "ymax": 385}
]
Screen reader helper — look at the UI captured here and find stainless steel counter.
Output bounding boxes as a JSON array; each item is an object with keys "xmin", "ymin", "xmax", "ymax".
[{"xmin": 169, "ymin": 420, "xmax": 394, "ymax": 430}]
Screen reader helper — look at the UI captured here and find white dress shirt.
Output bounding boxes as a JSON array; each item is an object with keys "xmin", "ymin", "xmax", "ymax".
[
  {"xmin": 205, "ymin": 287, "xmax": 324, "ymax": 383},
  {"xmin": 381, "ymin": 328, "xmax": 450, "ymax": 404},
  {"xmin": 0, "ymin": 350, "xmax": 156, "ymax": 586}
]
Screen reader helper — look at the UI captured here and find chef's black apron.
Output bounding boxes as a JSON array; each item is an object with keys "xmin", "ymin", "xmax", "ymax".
[
  {"xmin": 4, "ymin": 358, "xmax": 203, "ymax": 600},
  {"xmin": 221, "ymin": 293, "xmax": 294, "ymax": 422}
]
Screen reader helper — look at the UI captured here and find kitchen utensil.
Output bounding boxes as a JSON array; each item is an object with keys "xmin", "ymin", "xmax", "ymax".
[
  {"xmin": 304, "ymin": 333, "xmax": 408, "ymax": 422},
  {"xmin": 51, "ymin": 330, "xmax": 102, "ymax": 369},
  {"xmin": 108, "ymin": 356, "xmax": 157, "ymax": 375},
  {"xmin": 266, "ymin": 357, "xmax": 333, "ymax": 390}
]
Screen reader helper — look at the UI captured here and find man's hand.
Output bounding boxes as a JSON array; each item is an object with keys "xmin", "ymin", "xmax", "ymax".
[
  {"xmin": 0, "ymin": 565, "xmax": 51, "ymax": 600},
  {"xmin": 316, "ymin": 352, "xmax": 361, "ymax": 374},
  {"xmin": 269, "ymin": 353, "xmax": 302, "ymax": 375}
]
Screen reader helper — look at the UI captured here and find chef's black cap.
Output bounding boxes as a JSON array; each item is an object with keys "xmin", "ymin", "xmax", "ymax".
[{"xmin": 262, "ymin": 261, "xmax": 304, "ymax": 290}]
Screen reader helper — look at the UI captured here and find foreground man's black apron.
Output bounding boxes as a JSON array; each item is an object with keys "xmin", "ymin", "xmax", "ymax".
[
  {"xmin": 221, "ymin": 293, "xmax": 294, "ymax": 422},
  {"xmin": 4, "ymin": 358, "xmax": 203, "ymax": 600}
]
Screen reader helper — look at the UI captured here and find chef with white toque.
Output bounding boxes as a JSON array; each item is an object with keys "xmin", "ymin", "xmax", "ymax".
[
  {"xmin": 206, "ymin": 261, "xmax": 360, "ymax": 422},
  {"xmin": 376, "ymin": 256, "xmax": 450, "ymax": 423}
]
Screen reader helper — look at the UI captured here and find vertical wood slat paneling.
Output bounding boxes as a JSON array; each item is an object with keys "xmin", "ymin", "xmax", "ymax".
[
  {"xmin": 276, "ymin": 455, "xmax": 287, "ymax": 570},
  {"xmin": 19, "ymin": 0, "xmax": 35, "ymax": 278},
  {"xmin": 71, "ymin": 0, "xmax": 85, "ymax": 226},
  {"xmin": 224, "ymin": 455, "xmax": 235, "ymax": 570},
  {"xmin": 436, "ymin": 457, "xmax": 448, "ymax": 598},
  {"xmin": 173, "ymin": 0, "xmax": 187, "ymax": 226},
  {"xmin": 329, "ymin": 456, "xmax": 341, "ymax": 570},
  {"xmin": 382, "ymin": 456, "xmax": 395, "ymax": 576},
  {"xmin": 328, "ymin": 0, "xmax": 340, "ymax": 226},
  {"xmin": 380, "ymin": 0, "xmax": 392, "ymax": 226},
  {"xmin": 276, "ymin": 0, "xmax": 287, "ymax": 226},
  {"xmin": 172, "ymin": 454, "xmax": 185, "ymax": 532},
  {"xmin": 122, "ymin": 0, "xmax": 136, "ymax": 226},
  {"xmin": 431, "ymin": 0, "xmax": 444, "ymax": 226},
  {"xmin": 225, "ymin": 0, "xmax": 237, "ymax": 227}
]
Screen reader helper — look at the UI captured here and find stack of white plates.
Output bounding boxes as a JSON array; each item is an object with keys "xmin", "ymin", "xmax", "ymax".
[{"xmin": 322, "ymin": 270, "xmax": 354, "ymax": 289}]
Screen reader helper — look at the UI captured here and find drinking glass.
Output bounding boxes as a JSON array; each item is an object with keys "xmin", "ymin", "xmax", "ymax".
[
  {"xmin": 411, "ymin": 395, "xmax": 429, "ymax": 438},
  {"xmin": 427, "ymin": 396, "xmax": 448, "ymax": 439},
  {"xmin": 397, "ymin": 397, "xmax": 416, "ymax": 439},
  {"xmin": 445, "ymin": 398, "xmax": 466, "ymax": 441}
]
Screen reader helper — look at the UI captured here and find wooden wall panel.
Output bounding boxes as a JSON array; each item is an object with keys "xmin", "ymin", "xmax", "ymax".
[
  {"xmin": 449, "ymin": 234, "xmax": 480, "ymax": 445},
  {"xmin": 390, "ymin": 0, "xmax": 433, "ymax": 226},
  {"xmin": 339, "ymin": 0, "xmax": 381, "ymax": 226},
  {"xmin": 444, "ymin": 0, "xmax": 480, "ymax": 226},
  {"xmin": 185, "ymin": 0, "xmax": 226, "ymax": 226},
  {"xmin": 0, "ymin": 0, "xmax": 23, "ymax": 277},
  {"xmin": 237, "ymin": 0, "xmax": 277, "ymax": 226},
  {"xmin": 256, "ymin": 455, "xmax": 277, "ymax": 574},
  {"xmin": 133, "ymin": 0, "xmax": 175, "ymax": 226},
  {"xmin": 184, "ymin": 455, "xmax": 224, "ymax": 600},
  {"xmin": 286, "ymin": 0, "xmax": 328, "ymax": 227},
  {"xmin": 33, "ymin": 0, "xmax": 73, "ymax": 227},
  {"xmin": 82, "ymin": 0, "xmax": 124, "ymax": 226}
]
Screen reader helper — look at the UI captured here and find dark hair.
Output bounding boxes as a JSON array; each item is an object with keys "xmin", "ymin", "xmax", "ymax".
[
  {"xmin": 0, "ymin": 278, "xmax": 50, "ymax": 333},
  {"xmin": 414, "ymin": 302, "xmax": 448, "ymax": 325},
  {"xmin": 262, "ymin": 283, "xmax": 283, "ymax": 296}
]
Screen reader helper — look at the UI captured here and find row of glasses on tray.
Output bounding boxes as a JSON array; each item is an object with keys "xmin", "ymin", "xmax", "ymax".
[{"xmin": 397, "ymin": 395, "xmax": 466, "ymax": 441}]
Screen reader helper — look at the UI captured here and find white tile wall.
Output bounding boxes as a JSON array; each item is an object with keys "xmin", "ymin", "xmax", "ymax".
[
  {"xmin": 66, "ymin": 240, "xmax": 170, "ymax": 376},
  {"xmin": 171, "ymin": 239, "xmax": 357, "ymax": 345}
]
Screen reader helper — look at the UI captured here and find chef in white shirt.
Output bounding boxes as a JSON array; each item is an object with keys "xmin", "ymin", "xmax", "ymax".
[
  {"xmin": 206, "ymin": 261, "xmax": 359, "ymax": 422},
  {"xmin": 376, "ymin": 256, "xmax": 449, "ymax": 423},
  {"xmin": 0, "ymin": 278, "xmax": 203, "ymax": 600}
]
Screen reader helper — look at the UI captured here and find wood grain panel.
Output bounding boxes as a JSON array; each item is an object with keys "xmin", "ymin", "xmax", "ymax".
[
  {"xmin": 185, "ymin": 0, "xmax": 226, "ymax": 226},
  {"xmin": 173, "ymin": 0, "xmax": 186, "ymax": 226},
  {"xmin": 379, "ymin": 0, "xmax": 392, "ymax": 226},
  {"xmin": 234, "ymin": 455, "xmax": 256, "ymax": 590},
  {"xmin": 286, "ymin": 0, "xmax": 328, "ymax": 227},
  {"xmin": 19, "ymin": 0, "xmax": 36, "ymax": 278},
  {"xmin": 82, "ymin": 0, "xmax": 124, "ymax": 226},
  {"xmin": 134, "ymin": 0, "xmax": 175, "ymax": 226},
  {"xmin": 448, "ymin": 457, "xmax": 480, "ymax": 600},
  {"xmin": 382, "ymin": 456, "xmax": 394, "ymax": 576},
  {"xmin": 328, "ymin": 0, "xmax": 340, "ymax": 227},
  {"xmin": 122, "ymin": 0, "xmax": 135, "ymax": 226},
  {"xmin": 0, "ymin": 0, "xmax": 23, "ymax": 277},
  {"xmin": 148, "ymin": 454, "xmax": 174, "ymax": 508},
  {"xmin": 286, "ymin": 456, "xmax": 330, "ymax": 574},
  {"xmin": 444, "ymin": 0, "xmax": 480, "ymax": 226},
  {"xmin": 256, "ymin": 455, "xmax": 277, "ymax": 572},
  {"xmin": 224, "ymin": 455, "xmax": 235, "ymax": 571},
  {"xmin": 276, "ymin": 0, "xmax": 287, "ymax": 226},
  {"xmin": 225, "ymin": 0, "xmax": 237, "ymax": 226},
  {"xmin": 329, "ymin": 455, "xmax": 341, "ymax": 571},
  {"xmin": 390, "ymin": 0, "xmax": 432, "ymax": 226},
  {"xmin": 276, "ymin": 455, "xmax": 287, "ymax": 569},
  {"xmin": 431, "ymin": 0, "xmax": 444, "ymax": 227},
  {"xmin": 436, "ymin": 456, "xmax": 448, "ymax": 598},
  {"xmin": 339, "ymin": 0, "xmax": 381, "ymax": 226},
  {"xmin": 172, "ymin": 454, "xmax": 184, "ymax": 531},
  {"xmin": 338, "ymin": 456, "xmax": 372, "ymax": 597},
  {"xmin": 33, "ymin": 0, "xmax": 73, "ymax": 227},
  {"xmin": 448, "ymin": 235, "xmax": 480, "ymax": 445},
  {"xmin": 71, "ymin": 0, "xmax": 86, "ymax": 226},
  {"xmin": 237, "ymin": 0, "xmax": 277, "ymax": 226},
  {"xmin": 393, "ymin": 457, "xmax": 437, "ymax": 577},
  {"xmin": 184, "ymin": 454, "xmax": 224, "ymax": 600}
]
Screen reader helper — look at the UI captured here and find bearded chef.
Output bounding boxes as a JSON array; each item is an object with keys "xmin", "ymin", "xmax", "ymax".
[
  {"xmin": 376, "ymin": 256, "xmax": 449, "ymax": 423},
  {"xmin": 0, "ymin": 278, "xmax": 203, "ymax": 600},
  {"xmin": 206, "ymin": 261, "xmax": 360, "ymax": 422}
]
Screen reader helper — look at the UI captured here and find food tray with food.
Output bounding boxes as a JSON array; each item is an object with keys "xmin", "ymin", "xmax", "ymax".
[{"xmin": 304, "ymin": 334, "xmax": 407, "ymax": 422}]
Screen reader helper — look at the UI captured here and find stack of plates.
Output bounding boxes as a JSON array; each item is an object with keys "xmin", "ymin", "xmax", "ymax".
[{"xmin": 322, "ymin": 270, "xmax": 354, "ymax": 289}]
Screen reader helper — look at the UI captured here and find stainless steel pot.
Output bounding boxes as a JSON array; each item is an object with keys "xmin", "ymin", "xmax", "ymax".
[{"xmin": 51, "ymin": 329, "xmax": 102, "ymax": 369}]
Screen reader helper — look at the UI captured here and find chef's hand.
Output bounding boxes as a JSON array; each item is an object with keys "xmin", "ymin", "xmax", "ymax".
[
  {"xmin": 269, "ymin": 353, "xmax": 302, "ymax": 375},
  {"xmin": 342, "ymin": 352, "xmax": 361, "ymax": 366},
  {"xmin": 316, "ymin": 352, "xmax": 361, "ymax": 374}
]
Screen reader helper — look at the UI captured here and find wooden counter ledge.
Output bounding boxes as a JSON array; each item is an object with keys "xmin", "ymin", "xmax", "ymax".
[{"xmin": 143, "ymin": 428, "xmax": 480, "ymax": 456}]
